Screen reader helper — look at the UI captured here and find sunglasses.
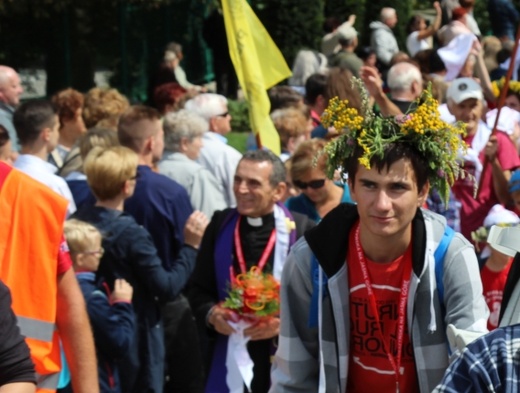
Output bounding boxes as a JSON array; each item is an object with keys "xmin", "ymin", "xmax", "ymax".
[
  {"xmin": 216, "ymin": 112, "xmax": 229, "ymax": 117},
  {"xmin": 293, "ymin": 179, "xmax": 326, "ymax": 190}
]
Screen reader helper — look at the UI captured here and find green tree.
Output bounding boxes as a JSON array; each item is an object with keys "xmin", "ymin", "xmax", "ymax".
[{"xmin": 254, "ymin": 0, "xmax": 325, "ymax": 67}]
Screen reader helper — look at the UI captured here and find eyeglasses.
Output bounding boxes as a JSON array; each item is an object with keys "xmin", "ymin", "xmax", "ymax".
[
  {"xmin": 83, "ymin": 248, "xmax": 104, "ymax": 258},
  {"xmin": 216, "ymin": 112, "xmax": 229, "ymax": 117},
  {"xmin": 293, "ymin": 179, "xmax": 326, "ymax": 190}
]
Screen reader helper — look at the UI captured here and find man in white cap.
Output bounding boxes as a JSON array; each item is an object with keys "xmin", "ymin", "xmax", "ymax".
[
  {"xmin": 329, "ymin": 25, "xmax": 363, "ymax": 77},
  {"xmin": 448, "ymin": 77, "xmax": 520, "ymax": 244}
]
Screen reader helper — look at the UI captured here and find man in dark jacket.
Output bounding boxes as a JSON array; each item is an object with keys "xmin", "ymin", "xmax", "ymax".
[
  {"xmin": 118, "ymin": 105, "xmax": 208, "ymax": 392},
  {"xmin": 189, "ymin": 150, "xmax": 314, "ymax": 393}
]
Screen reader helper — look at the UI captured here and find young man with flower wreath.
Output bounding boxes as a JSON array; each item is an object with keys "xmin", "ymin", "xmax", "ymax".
[{"xmin": 270, "ymin": 83, "xmax": 489, "ymax": 393}]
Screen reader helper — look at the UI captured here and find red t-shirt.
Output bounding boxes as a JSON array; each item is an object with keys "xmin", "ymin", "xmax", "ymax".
[
  {"xmin": 347, "ymin": 225, "xmax": 419, "ymax": 393},
  {"xmin": 452, "ymin": 131, "xmax": 520, "ymax": 242},
  {"xmin": 481, "ymin": 258, "xmax": 513, "ymax": 330},
  {"xmin": 58, "ymin": 235, "xmax": 73, "ymax": 275}
]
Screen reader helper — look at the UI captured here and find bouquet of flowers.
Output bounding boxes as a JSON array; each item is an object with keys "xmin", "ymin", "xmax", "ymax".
[{"xmin": 222, "ymin": 266, "xmax": 280, "ymax": 318}]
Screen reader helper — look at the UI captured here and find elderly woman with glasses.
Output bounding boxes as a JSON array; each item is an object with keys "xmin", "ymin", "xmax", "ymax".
[
  {"xmin": 158, "ymin": 109, "xmax": 227, "ymax": 218},
  {"xmin": 285, "ymin": 139, "xmax": 353, "ymax": 222}
]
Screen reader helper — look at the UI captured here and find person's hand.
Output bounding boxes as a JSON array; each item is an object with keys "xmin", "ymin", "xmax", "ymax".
[
  {"xmin": 243, "ymin": 317, "xmax": 280, "ymax": 341},
  {"xmin": 484, "ymin": 135, "xmax": 499, "ymax": 162},
  {"xmin": 184, "ymin": 210, "xmax": 209, "ymax": 248},
  {"xmin": 471, "ymin": 39, "xmax": 482, "ymax": 56},
  {"xmin": 111, "ymin": 279, "xmax": 133, "ymax": 303},
  {"xmin": 360, "ymin": 66, "xmax": 383, "ymax": 98},
  {"xmin": 433, "ymin": 1, "xmax": 441, "ymax": 13},
  {"xmin": 208, "ymin": 305, "xmax": 238, "ymax": 335},
  {"xmin": 326, "ymin": 126, "xmax": 339, "ymax": 139}
]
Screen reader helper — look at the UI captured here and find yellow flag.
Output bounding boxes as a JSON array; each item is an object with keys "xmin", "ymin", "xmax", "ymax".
[{"xmin": 222, "ymin": 0, "xmax": 292, "ymax": 155}]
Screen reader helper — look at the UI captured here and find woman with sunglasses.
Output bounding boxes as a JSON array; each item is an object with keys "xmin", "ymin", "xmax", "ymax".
[{"xmin": 285, "ymin": 139, "xmax": 353, "ymax": 222}]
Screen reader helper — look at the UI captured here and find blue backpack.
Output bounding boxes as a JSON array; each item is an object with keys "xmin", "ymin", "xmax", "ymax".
[{"xmin": 308, "ymin": 226, "xmax": 455, "ymax": 328}]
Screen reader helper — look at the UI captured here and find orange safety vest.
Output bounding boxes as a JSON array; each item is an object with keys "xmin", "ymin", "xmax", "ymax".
[{"xmin": 0, "ymin": 162, "xmax": 68, "ymax": 392}]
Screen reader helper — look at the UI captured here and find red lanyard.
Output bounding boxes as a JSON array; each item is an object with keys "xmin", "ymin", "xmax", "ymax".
[
  {"xmin": 232, "ymin": 216, "xmax": 276, "ymax": 277},
  {"xmin": 354, "ymin": 223, "xmax": 412, "ymax": 393}
]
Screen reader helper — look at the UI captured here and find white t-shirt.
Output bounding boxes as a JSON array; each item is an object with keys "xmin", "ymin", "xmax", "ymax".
[{"xmin": 406, "ymin": 31, "xmax": 430, "ymax": 57}]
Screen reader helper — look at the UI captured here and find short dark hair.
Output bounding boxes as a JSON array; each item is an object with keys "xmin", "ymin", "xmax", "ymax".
[
  {"xmin": 118, "ymin": 105, "xmax": 161, "ymax": 152},
  {"xmin": 429, "ymin": 50, "xmax": 447, "ymax": 74},
  {"xmin": 346, "ymin": 142, "xmax": 429, "ymax": 191},
  {"xmin": 305, "ymin": 73, "xmax": 327, "ymax": 105},
  {"xmin": 240, "ymin": 150, "xmax": 286, "ymax": 187},
  {"xmin": 13, "ymin": 100, "xmax": 57, "ymax": 146},
  {"xmin": 268, "ymin": 86, "xmax": 303, "ymax": 113},
  {"xmin": 356, "ymin": 46, "xmax": 376, "ymax": 62}
]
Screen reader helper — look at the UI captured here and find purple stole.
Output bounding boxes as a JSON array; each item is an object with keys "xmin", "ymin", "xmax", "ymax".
[{"xmin": 205, "ymin": 205, "xmax": 296, "ymax": 393}]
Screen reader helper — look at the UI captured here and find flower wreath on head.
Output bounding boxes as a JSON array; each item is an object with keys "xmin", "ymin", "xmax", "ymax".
[
  {"xmin": 320, "ymin": 79, "xmax": 469, "ymax": 204},
  {"xmin": 491, "ymin": 77, "xmax": 520, "ymax": 98}
]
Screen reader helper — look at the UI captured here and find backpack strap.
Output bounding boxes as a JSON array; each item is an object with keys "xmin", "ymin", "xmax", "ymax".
[
  {"xmin": 308, "ymin": 254, "xmax": 328, "ymax": 328},
  {"xmin": 308, "ymin": 225, "xmax": 455, "ymax": 329},
  {"xmin": 434, "ymin": 225, "xmax": 455, "ymax": 308}
]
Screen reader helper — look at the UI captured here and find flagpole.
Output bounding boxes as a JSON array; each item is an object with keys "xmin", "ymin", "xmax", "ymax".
[{"xmin": 476, "ymin": 23, "xmax": 520, "ymax": 197}]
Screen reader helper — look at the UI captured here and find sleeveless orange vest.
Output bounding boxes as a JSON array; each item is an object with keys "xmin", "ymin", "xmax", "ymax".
[{"xmin": 0, "ymin": 162, "xmax": 68, "ymax": 392}]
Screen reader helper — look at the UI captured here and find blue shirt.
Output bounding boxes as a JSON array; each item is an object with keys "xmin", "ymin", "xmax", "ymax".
[
  {"xmin": 64, "ymin": 172, "xmax": 95, "ymax": 210},
  {"xmin": 124, "ymin": 165, "xmax": 193, "ymax": 268}
]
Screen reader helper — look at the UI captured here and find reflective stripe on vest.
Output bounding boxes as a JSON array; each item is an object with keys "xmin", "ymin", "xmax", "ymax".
[
  {"xmin": 36, "ymin": 371, "xmax": 60, "ymax": 391},
  {"xmin": 17, "ymin": 316, "xmax": 56, "ymax": 343}
]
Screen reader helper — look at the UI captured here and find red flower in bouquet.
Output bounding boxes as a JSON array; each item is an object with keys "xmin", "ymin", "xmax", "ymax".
[{"xmin": 222, "ymin": 266, "xmax": 280, "ymax": 317}]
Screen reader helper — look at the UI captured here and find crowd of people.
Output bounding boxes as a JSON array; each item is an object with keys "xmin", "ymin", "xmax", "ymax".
[{"xmin": 2, "ymin": 0, "xmax": 520, "ymax": 392}]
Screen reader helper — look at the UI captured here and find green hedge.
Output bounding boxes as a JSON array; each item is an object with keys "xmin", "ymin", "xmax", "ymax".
[{"xmin": 228, "ymin": 99, "xmax": 250, "ymax": 133}]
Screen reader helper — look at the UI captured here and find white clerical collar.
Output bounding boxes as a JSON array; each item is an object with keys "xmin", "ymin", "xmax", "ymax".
[{"xmin": 246, "ymin": 216, "xmax": 263, "ymax": 227}]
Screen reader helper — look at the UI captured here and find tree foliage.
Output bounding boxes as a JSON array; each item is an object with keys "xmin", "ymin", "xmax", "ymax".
[
  {"xmin": 0, "ymin": 0, "xmax": 174, "ymax": 16},
  {"xmin": 0, "ymin": 0, "xmax": 508, "ymax": 101},
  {"xmin": 254, "ymin": 0, "xmax": 324, "ymax": 67}
]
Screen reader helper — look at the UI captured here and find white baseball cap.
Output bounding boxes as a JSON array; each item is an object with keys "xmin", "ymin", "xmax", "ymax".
[{"xmin": 446, "ymin": 78, "xmax": 483, "ymax": 104}]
